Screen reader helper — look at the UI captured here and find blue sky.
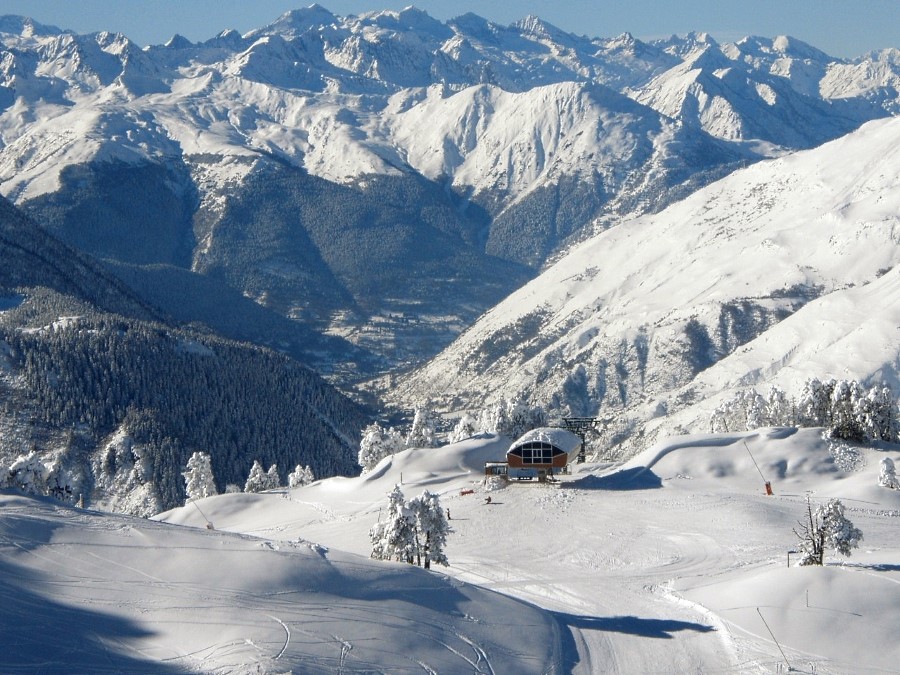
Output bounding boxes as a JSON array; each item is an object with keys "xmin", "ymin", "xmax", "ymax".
[{"xmin": 0, "ymin": 0, "xmax": 896, "ymax": 58}]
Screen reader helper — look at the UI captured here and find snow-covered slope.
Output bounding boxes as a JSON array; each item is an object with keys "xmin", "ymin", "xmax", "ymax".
[
  {"xmin": 0, "ymin": 10, "xmax": 897, "ymax": 378},
  {"xmin": 631, "ymin": 34, "xmax": 877, "ymax": 150},
  {"xmin": 0, "ymin": 490, "xmax": 558, "ymax": 673},
  {"xmin": 153, "ymin": 428, "xmax": 900, "ymax": 673},
  {"xmin": 392, "ymin": 115, "xmax": 900, "ymax": 454},
  {"xmin": 0, "ymin": 13, "xmax": 893, "ymax": 205}
]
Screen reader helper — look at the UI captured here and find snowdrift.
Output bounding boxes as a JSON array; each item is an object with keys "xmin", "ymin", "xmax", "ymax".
[
  {"xmin": 0, "ymin": 489, "xmax": 559, "ymax": 673},
  {"xmin": 6, "ymin": 428, "xmax": 900, "ymax": 672}
]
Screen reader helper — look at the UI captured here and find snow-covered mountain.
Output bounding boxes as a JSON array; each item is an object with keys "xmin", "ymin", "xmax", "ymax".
[
  {"xmin": 0, "ymin": 8, "xmax": 897, "ymax": 378},
  {"xmin": 393, "ymin": 115, "xmax": 900, "ymax": 455},
  {"xmin": 630, "ymin": 33, "xmax": 884, "ymax": 150}
]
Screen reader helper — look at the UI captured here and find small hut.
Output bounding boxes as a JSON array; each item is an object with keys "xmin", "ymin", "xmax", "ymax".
[{"xmin": 505, "ymin": 427, "xmax": 582, "ymax": 481}]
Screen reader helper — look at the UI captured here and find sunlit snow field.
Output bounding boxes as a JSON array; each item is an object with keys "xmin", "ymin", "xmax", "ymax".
[{"xmin": 2, "ymin": 427, "xmax": 899, "ymax": 673}]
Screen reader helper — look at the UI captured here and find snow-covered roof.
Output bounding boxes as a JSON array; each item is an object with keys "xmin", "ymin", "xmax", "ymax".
[{"xmin": 508, "ymin": 427, "xmax": 582, "ymax": 455}]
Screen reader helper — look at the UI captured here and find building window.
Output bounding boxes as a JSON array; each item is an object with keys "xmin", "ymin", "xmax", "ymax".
[{"xmin": 510, "ymin": 442, "xmax": 560, "ymax": 465}]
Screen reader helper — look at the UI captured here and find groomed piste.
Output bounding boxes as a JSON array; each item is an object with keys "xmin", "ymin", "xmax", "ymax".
[{"xmin": 4, "ymin": 426, "xmax": 898, "ymax": 673}]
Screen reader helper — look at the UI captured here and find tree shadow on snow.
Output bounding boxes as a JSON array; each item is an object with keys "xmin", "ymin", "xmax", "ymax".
[
  {"xmin": 0, "ymin": 558, "xmax": 187, "ymax": 674},
  {"xmin": 552, "ymin": 612, "xmax": 715, "ymax": 672},
  {"xmin": 564, "ymin": 466, "xmax": 663, "ymax": 491},
  {"xmin": 839, "ymin": 562, "xmax": 900, "ymax": 572}
]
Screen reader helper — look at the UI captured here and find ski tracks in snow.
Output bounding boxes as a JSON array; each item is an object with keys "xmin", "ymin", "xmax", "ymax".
[{"xmin": 268, "ymin": 615, "xmax": 290, "ymax": 661}]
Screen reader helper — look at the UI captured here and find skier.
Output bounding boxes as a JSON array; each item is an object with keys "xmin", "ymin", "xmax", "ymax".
[{"xmin": 484, "ymin": 495, "xmax": 492, "ymax": 505}]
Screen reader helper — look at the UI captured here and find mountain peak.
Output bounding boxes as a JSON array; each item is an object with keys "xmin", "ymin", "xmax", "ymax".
[
  {"xmin": 448, "ymin": 13, "xmax": 499, "ymax": 42},
  {"xmin": 359, "ymin": 6, "xmax": 451, "ymax": 39},
  {"xmin": 0, "ymin": 14, "xmax": 64, "ymax": 38},
  {"xmin": 203, "ymin": 28, "xmax": 246, "ymax": 50},
  {"xmin": 514, "ymin": 14, "xmax": 568, "ymax": 40},
  {"xmin": 734, "ymin": 34, "xmax": 834, "ymax": 62},
  {"xmin": 163, "ymin": 34, "xmax": 194, "ymax": 50},
  {"xmin": 654, "ymin": 31, "xmax": 718, "ymax": 58},
  {"xmin": 256, "ymin": 4, "xmax": 338, "ymax": 39}
]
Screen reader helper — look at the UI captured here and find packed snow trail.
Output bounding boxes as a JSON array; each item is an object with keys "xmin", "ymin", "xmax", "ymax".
[{"xmin": 160, "ymin": 429, "xmax": 900, "ymax": 674}]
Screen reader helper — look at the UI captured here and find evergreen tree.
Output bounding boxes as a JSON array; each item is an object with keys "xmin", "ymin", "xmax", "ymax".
[
  {"xmin": 504, "ymin": 399, "xmax": 548, "ymax": 439},
  {"xmin": 358, "ymin": 422, "xmax": 403, "ymax": 472},
  {"xmin": 478, "ymin": 399, "xmax": 511, "ymax": 436},
  {"xmin": 764, "ymin": 385, "xmax": 794, "ymax": 426},
  {"xmin": 370, "ymin": 485, "xmax": 416, "ymax": 563},
  {"xmin": 830, "ymin": 380, "xmax": 866, "ymax": 441},
  {"xmin": 879, "ymin": 457, "xmax": 899, "ymax": 489},
  {"xmin": 448, "ymin": 413, "xmax": 478, "ymax": 444},
  {"xmin": 182, "ymin": 451, "xmax": 217, "ymax": 503},
  {"xmin": 265, "ymin": 464, "xmax": 281, "ymax": 490},
  {"xmin": 711, "ymin": 379, "xmax": 898, "ymax": 444},
  {"xmin": 244, "ymin": 460, "xmax": 268, "ymax": 493},
  {"xmin": 406, "ymin": 407, "xmax": 437, "ymax": 449},
  {"xmin": 797, "ymin": 377, "xmax": 834, "ymax": 427},
  {"xmin": 859, "ymin": 386, "xmax": 898, "ymax": 442},
  {"xmin": 288, "ymin": 464, "xmax": 315, "ymax": 488},
  {"xmin": 477, "ymin": 398, "xmax": 546, "ymax": 439},
  {"xmin": 742, "ymin": 390, "xmax": 768, "ymax": 430},
  {"xmin": 7, "ymin": 451, "xmax": 47, "ymax": 495},
  {"xmin": 819, "ymin": 498, "xmax": 863, "ymax": 557},
  {"xmin": 408, "ymin": 490, "xmax": 450, "ymax": 569}
]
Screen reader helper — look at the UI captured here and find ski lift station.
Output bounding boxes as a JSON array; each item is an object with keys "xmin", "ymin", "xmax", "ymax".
[{"xmin": 485, "ymin": 427, "xmax": 583, "ymax": 482}]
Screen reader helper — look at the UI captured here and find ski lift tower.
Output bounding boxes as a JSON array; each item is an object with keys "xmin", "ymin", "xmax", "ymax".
[{"xmin": 561, "ymin": 417, "xmax": 598, "ymax": 463}]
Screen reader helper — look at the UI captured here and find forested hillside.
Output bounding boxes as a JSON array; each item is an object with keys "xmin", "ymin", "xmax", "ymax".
[{"xmin": 0, "ymin": 198, "xmax": 369, "ymax": 515}]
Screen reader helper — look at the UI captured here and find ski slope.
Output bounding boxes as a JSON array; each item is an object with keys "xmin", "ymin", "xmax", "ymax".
[
  {"xmin": 3, "ymin": 429, "xmax": 900, "ymax": 673},
  {"xmin": 163, "ymin": 428, "xmax": 900, "ymax": 674}
]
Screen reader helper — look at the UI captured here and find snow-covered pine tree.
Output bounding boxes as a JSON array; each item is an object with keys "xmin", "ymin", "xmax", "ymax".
[
  {"xmin": 504, "ymin": 399, "xmax": 547, "ymax": 439},
  {"xmin": 182, "ymin": 451, "xmax": 218, "ymax": 503},
  {"xmin": 710, "ymin": 389, "xmax": 766, "ymax": 432},
  {"xmin": 830, "ymin": 380, "xmax": 866, "ymax": 441},
  {"xmin": 879, "ymin": 457, "xmax": 899, "ymax": 489},
  {"xmin": 7, "ymin": 451, "xmax": 48, "ymax": 496},
  {"xmin": 406, "ymin": 407, "xmax": 437, "ymax": 449},
  {"xmin": 478, "ymin": 399, "xmax": 510, "ymax": 436},
  {"xmin": 797, "ymin": 377, "xmax": 834, "ymax": 428},
  {"xmin": 370, "ymin": 484, "xmax": 416, "ymax": 563},
  {"xmin": 448, "ymin": 413, "xmax": 478, "ymax": 444},
  {"xmin": 859, "ymin": 385, "xmax": 898, "ymax": 442},
  {"xmin": 408, "ymin": 490, "xmax": 450, "ymax": 569},
  {"xmin": 819, "ymin": 498, "xmax": 863, "ymax": 557},
  {"xmin": 265, "ymin": 464, "xmax": 280, "ymax": 490},
  {"xmin": 742, "ymin": 389, "xmax": 768, "ymax": 430},
  {"xmin": 709, "ymin": 397, "xmax": 738, "ymax": 433},
  {"xmin": 764, "ymin": 385, "xmax": 794, "ymax": 427},
  {"xmin": 794, "ymin": 496, "xmax": 863, "ymax": 565},
  {"xmin": 244, "ymin": 460, "xmax": 267, "ymax": 493},
  {"xmin": 358, "ymin": 422, "xmax": 397, "ymax": 472},
  {"xmin": 477, "ymin": 398, "xmax": 546, "ymax": 439},
  {"xmin": 288, "ymin": 464, "xmax": 315, "ymax": 488}
]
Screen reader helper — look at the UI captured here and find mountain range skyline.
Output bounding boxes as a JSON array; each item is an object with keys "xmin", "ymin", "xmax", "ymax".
[
  {"xmin": 1, "ymin": 0, "xmax": 897, "ymax": 59},
  {"xmin": 0, "ymin": 3, "xmax": 897, "ymax": 510}
]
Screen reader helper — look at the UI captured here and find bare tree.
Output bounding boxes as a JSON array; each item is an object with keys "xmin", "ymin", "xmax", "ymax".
[{"xmin": 794, "ymin": 495, "xmax": 862, "ymax": 565}]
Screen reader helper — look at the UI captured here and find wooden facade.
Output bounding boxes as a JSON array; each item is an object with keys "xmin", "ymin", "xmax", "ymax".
[{"xmin": 504, "ymin": 428, "xmax": 582, "ymax": 480}]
